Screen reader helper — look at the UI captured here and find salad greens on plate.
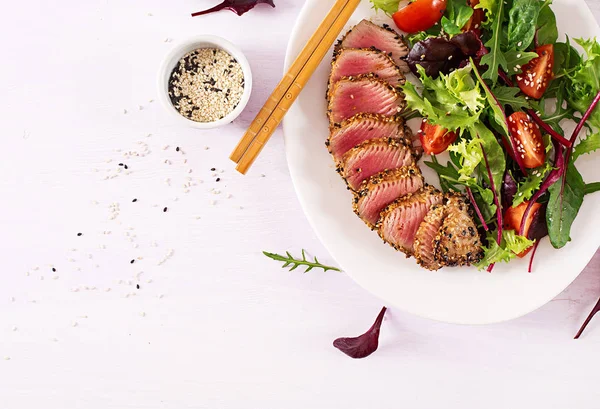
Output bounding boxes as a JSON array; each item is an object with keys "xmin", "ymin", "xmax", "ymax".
[{"xmin": 371, "ymin": 0, "xmax": 600, "ymax": 271}]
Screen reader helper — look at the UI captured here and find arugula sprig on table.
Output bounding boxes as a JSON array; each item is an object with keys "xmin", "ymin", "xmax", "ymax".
[{"xmin": 263, "ymin": 250, "xmax": 341, "ymax": 272}]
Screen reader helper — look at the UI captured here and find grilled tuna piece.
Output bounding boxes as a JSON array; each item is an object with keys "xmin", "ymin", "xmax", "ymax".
[
  {"xmin": 413, "ymin": 204, "xmax": 447, "ymax": 270},
  {"xmin": 335, "ymin": 20, "xmax": 410, "ymax": 72},
  {"xmin": 328, "ymin": 114, "xmax": 407, "ymax": 162},
  {"xmin": 329, "ymin": 48, "xmax": 405, "ymax": 94},
  {"xmin": 328, "ymin": 75, "xmax": 405, "ymax": 124},
  {"xmin": 339, "ymin": 138, "xmax": 416, "ymax": 191},
  {"xmin": 433, "ymin": 193, "xmax": 484, "ymax": 266},
  {"xmin": 377, "ymin": 186, "xmax": 444, "ymax": 255},
  {"xmin": 353, "ymin": 166, "xmax": 424, "ymax": 228}
]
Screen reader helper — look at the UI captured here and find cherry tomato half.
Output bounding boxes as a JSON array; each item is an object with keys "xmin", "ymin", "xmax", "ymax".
[
  {"xmin": 418, "ymin": 120, "xmax": 457, "ymax": 155},
  {"xmin": 516, "ymin": 44, "xmax": 554, "ymax": 99},
  {"xmin": 392, "ymin": 0, "xmax": 447, "ymax": 34},
  {"xmin": 507, "ymin": 112, "xmax": 546, "ymax": 169},
  {"xmin": 504, "ymin": 201, "xmax": 542, "ymax": 257}
]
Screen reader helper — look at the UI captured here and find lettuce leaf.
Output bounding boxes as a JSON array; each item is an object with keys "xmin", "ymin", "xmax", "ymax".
[
  {"xmin": 572, "ymin": 132, "xmax": 600, "ymax": 161},
  {"xmin": 401, "ymin": 65, "xmax": 485, "ymax": 132},
  {"xmin": 369, "ymin": 0, "xmax": 400, "ymax": 15},
  {"xmin": 567, "ymin": 38, "xmax": 600, "ymax": 130},
  {"xmin": 476, "ymin": 230, "xmax": 535, "ymax": 268}
]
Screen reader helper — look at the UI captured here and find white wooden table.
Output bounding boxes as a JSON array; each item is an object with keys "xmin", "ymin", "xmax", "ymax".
[{"xmin": 1, "ymin": 1, "xmax": 599, "ymax": 408}]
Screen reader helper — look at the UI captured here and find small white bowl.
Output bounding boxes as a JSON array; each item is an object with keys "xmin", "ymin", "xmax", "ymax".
[{"xmin": 158, "ymin": 35, "xmax": 253, "ymax": 129}]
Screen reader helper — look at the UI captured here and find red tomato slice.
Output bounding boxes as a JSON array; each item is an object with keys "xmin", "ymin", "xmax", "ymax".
[
  {"xmin": 504, "ymin": 201, "xmax": 541, "ymax": 257},
  {"xmin": 462, "ymin": 0, "xmax": 485, "ymax": 33},
  {"xmin": 418, "ymin": 120, "xmax": 457, "ymax": 155},
  {"xmin": 507, "ymin": 112, "xmax": 546, "ymax": 169},
  {"xmin": 516, "ymin": 44, "xmax": 554, "ymax": 99},
  {"xmin": 392, "ymin": 0, "xmax": 447, "ymax": 34}
]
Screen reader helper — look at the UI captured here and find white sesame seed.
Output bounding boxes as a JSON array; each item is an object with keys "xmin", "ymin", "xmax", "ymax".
[{"xmin": 12, "ymin": 326, "xmax": 17, "ymax": 332}]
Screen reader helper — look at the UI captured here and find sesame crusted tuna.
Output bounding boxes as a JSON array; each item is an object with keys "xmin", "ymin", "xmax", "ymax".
[
  {"xmin": 339, "ymin": 138, "xmax": 416, "ymax": 191},
  {"xmin": 328, "ymin": 114, "xmax": 407, "ymax": 162},
  {"xmin": 329, "ymin": 48, "xmax": 406, "ymax": 93},
  {"xmin": 377, "ymin": 186, "xmax": 444, "ymax": 255},
  {"xmin": 335, "ymin": 20, "xmax": 410, "ymax": 72},
  {"xmin": 328, "ymin": 75, "xmax": 406, "ymax": 125},
  {"xmin": 353, "ymin": 165, "xmax": 424, "ymax": 228},
  {"xmin": 433, "ymin": 193, "xmax": 484, "ymax": 266},
  {"xmin": 413, "ymin": 204, "xmax": 447, "ymax": 270}
]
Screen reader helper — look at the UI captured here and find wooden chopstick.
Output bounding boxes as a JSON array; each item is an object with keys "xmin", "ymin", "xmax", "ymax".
[{"xmin": 231, "ymin": 0, "xmax": 361, "ymax": 174}]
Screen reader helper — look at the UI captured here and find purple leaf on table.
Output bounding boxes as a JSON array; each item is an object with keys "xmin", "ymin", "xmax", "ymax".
[
  {"xmin": 192, "ymin": 0, "xmax": 275, "ymax": 17},
  {"xmin": 333, "ymin": 307, "xmax": 387, "ymax": 359}
]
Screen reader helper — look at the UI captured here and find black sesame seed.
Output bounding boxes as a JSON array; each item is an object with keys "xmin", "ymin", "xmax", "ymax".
[
  {"xmin": 211, "ymin": 167, "xmax": 216, "ymax": 171},
  {"xmin": 124, "ymin": 165, "xmax": 128, "ymax": 170},
  {"xmin": 77, "ymin": 233, "xmax": 82, "ymax": 236},
  {"xmin": 130, "ymin": 259, "xmax": 135, "ymax": 264},
  {"xmin": 52, "ymin": 268, "xmax": 56, "ymax": 272},
  {"xmin": 118, "ymin": 163, "xmax": 124, "ymax": 166},
  {"xmin": 136, "ymin": 284, "xmax": 140, "ymax": 290},
  {"xmin": 216, "ymin": 178, "xmax": 221, "ymax": 182},
  {"xmin": 132, "ymin": 198, "xmax": 137, "ymax": 203},
  {"xmin": 163, "ymin": 207, "xmax": 168, "ymax": 212},
  {"xmin": 176, "ymin": 147, "xmax": 180, "ymax": 152}
]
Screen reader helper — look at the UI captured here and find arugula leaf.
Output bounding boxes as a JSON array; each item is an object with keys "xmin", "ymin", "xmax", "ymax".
[
  {"xmin": 492, "ymin": 86, "xmax": 532, "ymax": 111},
  {"xmin": 585, "ymin": 182, "xmax": 600, "ymax": 195},
  {"xmin": 546, "ymin": 161, "xmax": 585, "ymax": 248},
  {"xmin": 402, "ymin": 65, "xmax": 485, "ymax": 132},
  {"xmin": 572, "ymin": 132, "xmax": 600, "ymax": 161},
  {"xmin": 512, "ymin": 162, "xmax": 553, "ymax": 206},
  {"xmin": 424, "ymin": 156, "xmax": 462, "ymax": 193},
  {"xmin": 507, "ymin": 0, "xmax": 540, "ymax": 50},
  {"xmin": 553, "ymin": 38, "xmax": 581, "ymax": 77},
  {"xmin": 479, "ymin": 0, "xmax": 509, "ymax": 84},
  {"xmin": 541, "ymin": 80, "xmax": 577, "ymax": 133},
  {"xmin": 369, "ymin": 0, "xmax": 400, "ymax": 15},
  {"xmin": 471, "ymin": 59, "xmax": 510, "ymax": 136},
  {"xmin": 536, "ymin": 3, "xmax": 558, "ymax": 45},
  {"xmin": 442, "ymin": 0, "xmax": 474, "ymax": 35},
  {"xmin": 505, "ymin": 49, "xmax": 538, "ymax": 74},
  {"xmin": 475, "ymin": 230, "xmax": 534, "ymax": 268}
]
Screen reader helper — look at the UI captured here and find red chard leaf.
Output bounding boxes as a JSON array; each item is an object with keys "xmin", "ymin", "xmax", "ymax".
[
  {"xmin": 575, "ymin": 297, "xmax": 600, "ymax": 339},
  {"xmin": 333, "ymin": 307, "xmax": 387, "ymax": 359},
  {"xmin": 192, "ymin": 0, "xmax": 275, "ymax": 17}
]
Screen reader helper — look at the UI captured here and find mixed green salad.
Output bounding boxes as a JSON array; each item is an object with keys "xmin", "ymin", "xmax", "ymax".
[{"xmin": 371, "ymin": 0, "xmax": 600, "ymax": 270}]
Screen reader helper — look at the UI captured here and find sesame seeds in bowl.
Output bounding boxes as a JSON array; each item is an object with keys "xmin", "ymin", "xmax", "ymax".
[{"xmin": 158, "ymin": 36, "xmax": 252, "ymax": 129}]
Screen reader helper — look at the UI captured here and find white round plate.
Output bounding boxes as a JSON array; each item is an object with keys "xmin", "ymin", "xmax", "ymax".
[{"xmin": 282, "ymin": 0, "xmax": 600, "ymax": 324}]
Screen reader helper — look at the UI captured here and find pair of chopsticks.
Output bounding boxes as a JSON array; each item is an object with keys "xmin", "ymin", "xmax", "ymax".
[{"xmin": 230, "ymin": 0, "xmax": 362, "ymax": 174}]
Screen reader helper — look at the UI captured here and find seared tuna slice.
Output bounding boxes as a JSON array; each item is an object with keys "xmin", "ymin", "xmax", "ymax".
[
  {"xmin": 433, "ymin": 193, "xmax": 484, "ymax": 266},
  {"xmin": 339, "ymin": 138, "xmax": 416, "ymax": 191},
  {"xmin": 413, "ymin": 204, "xmax": 446, "ymax": 270},
  {"xmin": 377, "ymin": 186, "xmax": 444, "ymax": 255},
  {"xmin": 335, "ymin": 20, "xmax": 410, "ymax": 72},
  {"xmin": 328, "ymin": 114, "xmax": 406, "ymax": 162},
  {"xmin": 328, "ymin": 75, "xmax": 405, "ymax": 124},
  {"xmin": 329, "ymin": 48, "xmax": 405, "ymax": 92},
  {"xmin": 353, "ymin": 166, "xmax": 424, "ymax": 228}
]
